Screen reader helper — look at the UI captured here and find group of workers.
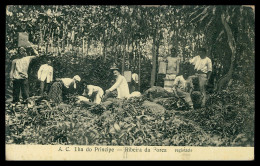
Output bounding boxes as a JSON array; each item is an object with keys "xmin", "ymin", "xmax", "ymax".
[
  {"xmin": 171, "ymin": 47, "xmax": 212, "ymax": 110},
  {"xmin": 9, "ymin": 44, "xmax": 139, "ymax": 105},
  {"xmin": 9, "ymin": 44, "xmax": 212, "ymax": 110}
]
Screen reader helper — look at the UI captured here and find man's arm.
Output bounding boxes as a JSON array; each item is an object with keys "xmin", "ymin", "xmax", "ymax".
[
  {"xmin": 82, "ymin": 89, "xmax": 87, "ymax": 96},
  {"xmin": 28, "ymin": 43, "xmax": 40, "ymax": 60},
  {"xmin": 176, "ymin": 59, "xmax": 180, "ymax": 74},
  {"xmin": 50, "ymin": 67, "xmax": 53, "ymax": 82},
  {"xmin": 205, "ymin": 58, "xmax": 213, "ymax": 85},
  {"xmin": 207, "ymin": 58, "xmax": 213, "ymax": 80},
  {"xmin": 207, "ymin": 71, "xmax": 212, "ymax": 80},
  {"xmin": 108, "ymin": 76, "xmax": 123, "ymax": 92},
  {"xmin": 172, "ymin": 77, "xmax": 180, "ymax": 97},
  {"xmin": 187, "ymin": 78, "xmax": 194, "ymax": 94},
  {"xmin": 37, "ymin": 65, "xmax": 43, "ymax": 80},
  {"xmin": 88, "ymin": 86, "xmax": 93, "ymax": 96},
  {"xmin": 9, "ymin": 60, "xmax": 16, "ymax": 80},
  {"xmin": 189, "ymin": 56, "xmax": 196, "ymax": 64},
  {"xmin": 172, "ymin": 86, "xmax": 178, "ymax": 97},
  {"xmin": 32, "ymin": 47, "xmax": 39, "ymax": 56}
]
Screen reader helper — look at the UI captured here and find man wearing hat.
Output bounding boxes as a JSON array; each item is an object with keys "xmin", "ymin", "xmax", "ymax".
[
  {"xmin": 9, "ymin": 44, "xmax": 40, "ymax": 104},
  {"xmin": 105, "ymin": 65, "xmax": 130, "ymax": 99}
]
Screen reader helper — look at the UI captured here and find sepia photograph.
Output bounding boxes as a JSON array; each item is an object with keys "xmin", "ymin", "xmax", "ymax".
[{"xmin": 5, "ymin": 5, "xmax": 255, "ymax": 160}]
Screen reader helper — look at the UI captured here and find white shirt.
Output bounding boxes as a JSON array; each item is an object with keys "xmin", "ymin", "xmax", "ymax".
[
  {"xmin": 37, "ymin": 64, "xmax": 53, "ymax": 83},
  {"xmin": 132, "ymin": 73, "xmax": 139, "ymax": 83},
  {"xmin": 173, "ymin": 75, "xmax": 193, "ymax": 92},
  {"xmin": 189, "ymin": 56, "xmax": 212, "ymax": 73},
  {"xmin": 109, "ymin": 75, "xmax": 130, "ymax": 99},
  {"xmin": 11, "ymin": 56, "xmax": 36, "ymax": 79},
  {"xmin": 61, "ymin": 78, "xmax": 76, "ymax": 89},
  {"xmin": 86, "ymin": 85, "xmax": 104, "ymax": 96}
]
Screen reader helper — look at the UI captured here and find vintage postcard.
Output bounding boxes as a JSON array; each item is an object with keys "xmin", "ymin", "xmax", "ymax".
[{"xmin": 5, "ymin": 5, "xmax": 254, "ymax": 160}]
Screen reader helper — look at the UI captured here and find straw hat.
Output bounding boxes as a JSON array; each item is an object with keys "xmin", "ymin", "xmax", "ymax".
[
  {"xmin": 19, "ymin": 47, "xmax": 26, "ymax": 53},
  {"xmin": 110, "ymin": 63, "xmax": 119, "ymax": 71},
  {"xmin": 73, "ymin": 75, "xmax": 81, "ymax": 82}
]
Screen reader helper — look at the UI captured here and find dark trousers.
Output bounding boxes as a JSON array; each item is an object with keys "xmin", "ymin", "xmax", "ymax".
[
  {"xmin": 132, "ymin": 82, "xmax": 139, "ymax": 92},
  {"xmin": 13, "ymin": 79, "xmax": 29, "ymax": 102},
  {"xmin": 40, "ymin": 81, "xmax": 50, "ymax": 96}
]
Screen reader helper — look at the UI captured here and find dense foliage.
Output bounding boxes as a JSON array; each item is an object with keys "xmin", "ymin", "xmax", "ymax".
[
  {"xmin": 5, "ymin": 80, "xmax": 254, "ymax": 146},
  {"xmin": 5, "ymin": 5, "xmax": 254, "ymax": 146},
  {"xmin": 6, "ymin": 5, "xmax": 255, "ymax": 87}
]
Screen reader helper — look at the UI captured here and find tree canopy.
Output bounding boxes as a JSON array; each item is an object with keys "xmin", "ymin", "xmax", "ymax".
[{"xmin": 6, "ymin": 5, "xmax": 255, "ymax": 91}]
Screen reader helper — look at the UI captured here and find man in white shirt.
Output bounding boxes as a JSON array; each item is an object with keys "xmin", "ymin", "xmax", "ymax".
[
  {"xmin": 60, "ymin": 75, "xmax": 81, "ymax": 89},
  {"xmin": 166, "ymin": 48, "xmax": 180, "ymax": 75},
  {"xmin": 189, "ymin": 48, "xmax": 212, "ymax": 107},
  {"xmin": 9, "ymin": 45, "xmax": 40, "ymax": 103},
  {"xmin": 105, "ymin": 67, "xmax": 130, "ymax": 99},
  {"xmin": 82, "ymin": 83, "xmax": 104, "ymax": 104},
  {"xmin": 172, "ymin": 71, "xmax": 194, "ymax": 110},
  {"xmin": 37, "ymin": 59, "xmax": 53, "ymax": 96}
]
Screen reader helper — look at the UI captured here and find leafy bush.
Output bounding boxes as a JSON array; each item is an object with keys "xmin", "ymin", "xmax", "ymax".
[
  {"xmin": 5, "ymin": 81, "xmax": 254, "ymax": 146},
  {"xmin": 180, "ymin": 82, "xmax": 254, "ymax": 146}
]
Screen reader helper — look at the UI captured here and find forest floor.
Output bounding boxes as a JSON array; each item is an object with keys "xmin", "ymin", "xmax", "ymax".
[{"xmin": 5, "ymin": 83, "xmax": 254, "ymax": 146}]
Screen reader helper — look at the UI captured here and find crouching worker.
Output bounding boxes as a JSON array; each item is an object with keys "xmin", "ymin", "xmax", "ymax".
[
  {"xmin": 82, "ymin": 82, "xmax": 104, "ymax": 104},
  {"xmin": 48, "ymin": 75, "xmax": 81, "ymax": 104},
  {"xmin": 172, "ymin": 71, "xmax": 194, "ymax": 110}
]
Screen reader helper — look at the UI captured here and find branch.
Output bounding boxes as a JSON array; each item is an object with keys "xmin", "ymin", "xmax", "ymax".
[
  {"xmin": 216, "ymin": 30, "xmax": 224, "ymax": 41},
  {"xmin": 221, "ymin": 13, "xmax": 236, "ymax": 58},
  {"xmin": 199, "ymin": 13, "xmax": 209, "ymax": 22},
  {"xmin": 204, "ymin": 15, "xmax": 214, "ymax": 29},
  {"xmin": 190, "ymin": 6, "xmax": 210, "ymax": 23}
]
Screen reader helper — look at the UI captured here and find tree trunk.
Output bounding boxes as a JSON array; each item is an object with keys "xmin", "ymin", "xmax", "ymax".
[
  {"xmin": 39, "ymin": 25, "xmax": 42, "ymax": 52},
  {"xmin": 62, "ymin": 23, "xmax": 66, "ymax": 50},
  {"xmin": 113, "ymin": 42, "xmax": 117, "ymax": 64},
  {"xmin": 82, "ymin": 37, "xmax": 85, "ymax": 55},
  {"xmin": 58, "ymin": 37, "xmax": 61, "ymax": 54},
  {"xmin": 215, "ymin": 14, "xmax": 236, "ymax": 92},
  {"xmin": 134, "ymin": 40, "xmax": 138, "ymax": 70},
  {"xmin": 138, "ymin": 40, "xmax": 141, "ymax": 91},
  {"xmin": 155, "ymin": 37, "xmax": 160, "ymax": 85},
  {"xmin": 51, "ymin": 31, "xmax": 54, "ymax": 53},
  {"xmin": 132, "ymin": 40, "xmax": 135, "ymax": 68},
  {"xmin": 127, "ymin": 39, "xmax": 130, "ymax": 62},
  {"xmin": 86, "ymin": 39, "xmax": 89, "ymax": 57},
  {"xmin": 150, "ymin": 28, "xmax": 158, "ymax": 87},
  {"xmin": 122, "ymin": 38, "xmax": 126, "ymax": 74},
  {"xmin": 103, "ymin": 30, "xmax": 106, "ymax": 62}
]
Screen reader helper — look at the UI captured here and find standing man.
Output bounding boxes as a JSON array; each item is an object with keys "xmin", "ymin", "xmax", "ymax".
[
  {"xmin": 37, "ymin": 59, "xmax": 53, "ymax": 96},
  {"xmin": 189, "ymin": 48, "xmax": 212, "ymax": 107},
  {"xmin": 105, "ymin": 66, "xmax": 130, "ymax": 99},
  {"xmin": 9, "ymin": 44, "xmax": 40, "ymax": 104},
  {"xmin": 166, "ymin": 48, "xmax": 180, "ymax": 75},
  {"xmin": 131, "ymin": 72, "xmax": 139, "ymax": 92}
]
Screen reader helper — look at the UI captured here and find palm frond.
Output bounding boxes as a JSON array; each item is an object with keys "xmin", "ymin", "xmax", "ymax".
[
  {"xmin": 204, "ymin": 16, "xmax": 214, "ymax": 30},
  {"xmin": 189, "ymin": 6, "xmax": 210, "ymax": 23}
]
